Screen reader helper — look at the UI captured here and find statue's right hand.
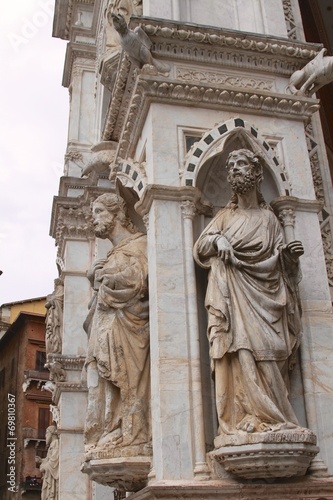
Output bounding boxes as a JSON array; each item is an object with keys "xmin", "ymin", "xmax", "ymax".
[{"xmin": 215, "ymin": 235, "xmax": 234, "ymax": 264}]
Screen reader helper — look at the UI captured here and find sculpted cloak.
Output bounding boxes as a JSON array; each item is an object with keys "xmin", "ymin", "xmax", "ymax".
[
  {"xmin": 84, "ymin": 233, "xmax": 150, "ymax": 447},
  {"xmin": 194, "ymin": 206, "xmax": 302, "ymax": 434},
  {"xmin": 40, "ymin": 436, "xmax": 59, "ymax": 500}
]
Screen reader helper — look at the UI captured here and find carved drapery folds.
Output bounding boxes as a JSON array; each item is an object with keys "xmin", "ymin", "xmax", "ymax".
[
  {"xmin": 38, "ymin": 425, "xmax": 59, "ymax": 500},
  {"xmin": 82, "ymin": 193, "xmax": 151, "ymax": 491},
  {"xmin": 194, "ymin": 148, "xmax": 318, "ymax": 479}
]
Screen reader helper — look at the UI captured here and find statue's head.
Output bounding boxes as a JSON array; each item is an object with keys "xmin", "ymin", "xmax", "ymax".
[
  {"xmin": 225, "ymin": 149, "xmax": 267, "ymax": 208},
  {"xmin": 111, "ymin": 13, "xmax": 127, "ymax": 33},
  {"xmin": 92, "ymin": 193, "xmax": 134, "ymax": 239},
  {"xmin": 45, "ymin": 425, "xmax": 57, "ymax": 447}
]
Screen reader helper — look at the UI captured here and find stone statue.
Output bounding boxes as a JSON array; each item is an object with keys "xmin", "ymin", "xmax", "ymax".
[
  {"xmin": 45, "ymin": 279, "xmax": 64, "ymax": 356},
  {"xmin": 194, "ymin": 149, "xmax": 305, "ymax": 438},
  {"xmin": 105, "ymin": 0, "xmax": 143, "ymax": 50},
  {"xmin": 84, "ymin": 193, "xmax": 150, "ymax": 451},
  {"xmin": 37, "ymin": 425, "xmax": 59, "ymax": 500},
  {"xmin": 110, "ymin": 13, "xmax": 170, "ymax": 73},
  {"xmin": 289, "ymin": 47, "xmax": 333, "ymax": 96}
]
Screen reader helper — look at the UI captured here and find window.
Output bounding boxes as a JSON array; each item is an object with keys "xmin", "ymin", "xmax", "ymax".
[
  {"xmin": 185, "ymin": 135, "xmax": 200, "ymax": 152},
  {"xmin": 35, "ymin": 351, "xmax": 47, "ymax": 372},
  {"xmin": 38, "ymin": 407, "xmax": 50, "ymax": 439}
]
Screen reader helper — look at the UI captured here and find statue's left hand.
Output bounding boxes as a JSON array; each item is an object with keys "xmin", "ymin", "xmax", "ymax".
[{"xmin": 285, "ymin": 240, "xmax": 304, "ymax": 260}]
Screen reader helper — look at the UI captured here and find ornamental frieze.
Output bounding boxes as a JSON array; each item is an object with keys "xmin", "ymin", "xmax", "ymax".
[{"xmin": 111, "ymin": 77, "xmax": 319, "ymax": 160}]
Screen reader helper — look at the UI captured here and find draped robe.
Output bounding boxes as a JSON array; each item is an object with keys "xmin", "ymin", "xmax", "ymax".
[
  {"xmin": 84, "ymin": 233, "xmax": 150, "ymax": 447},
  {"xmin": 194, "ymin": 207, "xmax": 301, "ymax": 434}
]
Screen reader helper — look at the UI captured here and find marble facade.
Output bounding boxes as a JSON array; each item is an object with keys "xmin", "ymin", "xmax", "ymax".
[{"xmin": 48, "ymin": 0, "xmax": 333, "ymax": 498}]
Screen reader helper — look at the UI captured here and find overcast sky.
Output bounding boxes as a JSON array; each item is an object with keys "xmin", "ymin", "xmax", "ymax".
[{"xmin": 0, "ymin": 0, "xmax": 69, "ymax": 305}]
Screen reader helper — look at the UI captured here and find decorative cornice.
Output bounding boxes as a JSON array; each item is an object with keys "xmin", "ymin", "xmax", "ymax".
[
  {"xmin": 53, "ymin": 382, "xmax": 87, "ymax": 405},
  {"xmin": 135, "ymin": 185, "xmax": 212, "ymax": 217},
  {"xmin": 102, "ymin": 17, "xmax": 322, "ymax": 154},
  {"xmin": 63, "ymin": 41, "xmax": 97, "ymax": 88},
  {"xmin": 47, "ymin": 354, "xmax": 86, "ymax": 371},
  {"xmin": 130, "ymin": 17, "xmax": 320, "ymax": 65},
  {"xmin": 53, "ymin": 0, "xmax": 96, "ymax": 41},
  {"xmin": 270, "ymin": 195, "xmax": 323, "ymax": 214}
]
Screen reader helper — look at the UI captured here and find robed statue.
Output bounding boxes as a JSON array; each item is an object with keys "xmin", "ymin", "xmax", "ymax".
[
  {"xmin": 194, "ymin": 149, "xmax": 304, "ymax": 437},
  {"xmin": 84, "ymin": 193, "xmax": 150, "ymax": 451}
]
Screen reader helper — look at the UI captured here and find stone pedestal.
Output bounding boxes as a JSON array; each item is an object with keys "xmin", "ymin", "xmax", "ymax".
[
  {"xmin": 125, "ymin": 477, "xmax": 333, "ymax": 499},
  {"xmin": 82, "ymin": 457, "xmax": 151, "ymax": 492},
  {"xmin": 212, "ymin": 429, "xmax": 318, "ymax": 479}
]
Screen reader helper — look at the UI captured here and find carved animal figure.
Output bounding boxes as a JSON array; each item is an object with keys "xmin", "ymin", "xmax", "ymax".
[
  {"xmin": 289, "ymin": 48, "xmax": 333, "ymax": 96},
  {"xmin": 81, "ymin": 150, "xmax": 114, "ymax": 177},
  {"xmin": 111, "ymin": 13, "xmax": 170, "ymax": 73}
]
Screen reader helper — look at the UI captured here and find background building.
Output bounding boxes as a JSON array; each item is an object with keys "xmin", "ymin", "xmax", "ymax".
[{"xmin": 0, "ymin": 299, "xmax": 51, "ymax": 499}]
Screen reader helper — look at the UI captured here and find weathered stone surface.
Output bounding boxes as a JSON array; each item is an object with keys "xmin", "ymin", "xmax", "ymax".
[
  {"xmin": 122, "ymin": 477, "xmax": 333, "ymax": 499},
  {"xmin": 82, "ymin": 456, "xmax": 151, "ymax": 492},
  {"xmin": 82, "ymin": 193, "xmax": 151, "ymax": 488}
]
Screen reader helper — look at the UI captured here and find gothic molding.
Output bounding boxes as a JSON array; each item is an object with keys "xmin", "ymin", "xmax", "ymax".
[
  {"xmin": 305, "ymin": 121, "xmax": 333, "ymax": 288},
  {"xmin": 174, "ymin": 66, "xmax": 275, "ymax": 92},
  {"xmin": 181, "ymin": 118, "xmax": 292, "ymax": 194},
  {"xmin": 115, "ymin": 159, "xmax": 147, "ymax": 197},
  {"xmin": 283, "ymin": 0, "xmax": 298, "ymax": 41}
]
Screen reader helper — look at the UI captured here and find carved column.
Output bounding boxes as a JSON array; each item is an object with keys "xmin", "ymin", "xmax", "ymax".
[
  {"xmin": 180, "ymin": 200, "xmax": 209, "ymax": 479},
  {"xmin": 136, "ymin": 186, "xmax": 210, "ymax": 482},
  {"xmin": 271, "ymin": 195, "xmax": 329, "ymax": 476},
  {"xmin": 278, "ymin": 207, "xmax": 296, "ymax": 243}
]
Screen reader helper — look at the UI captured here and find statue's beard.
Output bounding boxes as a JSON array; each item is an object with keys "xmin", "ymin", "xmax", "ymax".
[
  {"xmin": 228, "ymin": 169, "xmax": 257, "ymax": 195},
  {"xmin": 94, "ymin": 220, "xmax": 115, "ymax": 239}
]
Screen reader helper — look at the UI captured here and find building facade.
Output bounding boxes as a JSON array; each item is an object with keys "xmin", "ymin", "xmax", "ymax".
[
  {"xmin": 0, "ymin": 299, "xmax": 51, "ymax": 499},
  {"xmin": 49, "ymin": 0, "xmax": 333, "ymax": 498}
]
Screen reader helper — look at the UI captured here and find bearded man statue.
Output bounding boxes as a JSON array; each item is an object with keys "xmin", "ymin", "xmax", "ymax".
[
  {"xmin": 194, "ymin": 149, "xmax": 304, "ymax": 439},
  {"xmin": 83, "ymin": 193, "xmax": 150, "ymax": 452}
]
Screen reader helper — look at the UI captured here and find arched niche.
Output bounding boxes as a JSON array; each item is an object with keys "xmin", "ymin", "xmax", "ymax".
[{"xmin": 183, "ymin": 118, "xmax": 291, "ymax": 213}]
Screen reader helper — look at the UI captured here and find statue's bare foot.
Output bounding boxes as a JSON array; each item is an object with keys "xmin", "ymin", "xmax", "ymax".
[
  {"xmin": 236, "ymin": 415, "xmax": 257, "ymax": 433},
  {"xmin": 258, "ymin": 422, "xmax": 271, "ymax": 432},
  {"xmin": 98, "ymin": 428, "xmax": 123, "ymax": 447}
]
